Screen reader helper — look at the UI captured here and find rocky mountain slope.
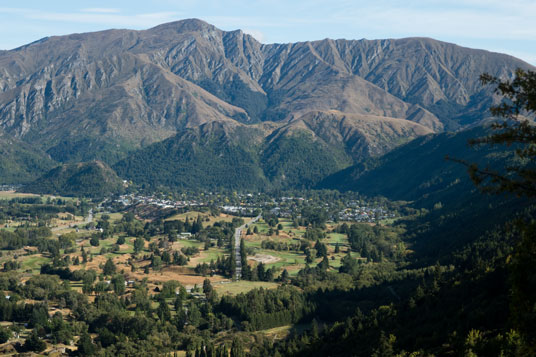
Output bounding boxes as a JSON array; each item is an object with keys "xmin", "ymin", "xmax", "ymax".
[{"xmin": 0, "ymin": 19, "xmax": 532, "ymax": 167}]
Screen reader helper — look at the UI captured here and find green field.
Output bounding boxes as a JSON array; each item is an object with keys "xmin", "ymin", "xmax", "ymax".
[
  {"xmin": 242, "ymin": 220, "xmax": 350, "ymax": 276},
  {"xmin": 326, "ymin": 233, "xmax": 347, "ymax": 245},
  {"xmin": 250, "ymin": 220, "xmax": 270, "ymax": 233},
  {"xmin": 196, "ymin": 248, "xmax": 227, "ymax": 263},
  {"xmin": 213, "ymin": 280, "xmax": 279, "ymax": 295},
  {"xmin": 261, "ymin": 323, "xmax": 311, "ymax": 340},
  {"xmin": 0, "ymin": 191, "xmax": 41, "ymax": 200},
  {"xmin": 176, "ymin": 239, "xmax": 203, "ymax": 249},
  {"xmin": 21, "ymin": 255, "xmax": 50, "ymax": 272},
  {"xmin": 95, "ymin": 212, "xmax": 123, "ymax": 222},
  {"xmin": 379, "ymin": 217, "xmax": 399, "ymax": 225},
  {"xmin": 165, "ymin": 211, "xmax": 244, "ymax": 226},
  {"xmin": 0, "ymin": 191, "xmax": 77, "ymax": 202}
]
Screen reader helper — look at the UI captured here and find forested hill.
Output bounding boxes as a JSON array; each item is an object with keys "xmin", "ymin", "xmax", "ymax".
[
  {"xmin": 318, "ymin": 125, "xmax": 516, "ymax": 205},
  {"xmin": 319, "ymin": 124, "xmax": 532, "ymax": 261},
  {"xmin": 24, "ymin": 161, "xmax": 125, "ymax": 198},
  {"xmin": 0, "ymin": 129, "xmax": 55, "ymax": 184},
  {"xmin": 113, "ymin": 112, "xmax": 430, "ymax": 191}
]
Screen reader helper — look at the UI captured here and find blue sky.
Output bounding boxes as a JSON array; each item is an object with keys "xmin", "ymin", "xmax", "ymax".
[{"xmin": 1, "ymin": 0, "xmax": 535, "ymax": 64}]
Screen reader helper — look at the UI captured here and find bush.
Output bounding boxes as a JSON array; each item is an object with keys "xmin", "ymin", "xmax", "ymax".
[
  {"xmin": 0, "ymin": 326, "xmax": 11, "ymax": 343},
  {"xmin": 24, "ymin": 331, "xmax": 46, "ymax": 352},
  {"xmin": 89, "ymin": 236, "xmax": 100, "ymax": 247}
]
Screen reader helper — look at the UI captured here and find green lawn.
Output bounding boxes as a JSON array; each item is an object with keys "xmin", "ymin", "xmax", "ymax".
[
  {"xmin": 278, "ymin": 219, "xmax": 295, "ymax": 230},
  {"xmin": 251, "ymin": 221, "xmax": 270, "ymax": 234},
  {"xmin": 88, "ymin": 237, "xmax": 116, "ymax": 254},
  {"xmin": 245, "ymin": 240, "xmax": 262, "ymax": 248},
  {"xmin": 197, "ymin": 248, "xmax": 226, "ymax": 263},
  {"xmin": 261, "ymin": 323, "xmax": 311, "ymax": 339},
  {"xmin": 329, "ymin": 255, "xmax": 344, "ymax": 269},
  {"xmin": 0, "ymin": 191, "xmax": 77, "ymax": 203},
  {"xmin": 326, "ymin": 233, "xmax": 348, "ymax": 246},
  {"xmin": 120, "ymin": 237, "xmax": 135, "ymax": 254},
  {"xmin": 0, "ymin": 192, "xmax": 41, "ymax": 200},
  {"xmin": 96, "ymin": 212, "xmax": 123, "ymax": 223},
  {"xmin": 288, "ymin": 228, "xmax": 306, "ymax": 237},
  {"xmin": 21, "ymin": 255, "xmax": 50, "ymax": 272},
  {"xmin": 379, "ymin": 218, "xmax": 399, "ymax": 225},
  {"xmin": 165, "ymin": 211, "xmax": 239, "ymax": 226},
  {"xmin": 176, "ymin": 240, "xmax": 203, "ymax": 249},
  {"xmin": 213, "ymin": 280, "xmax": 279, "ymax": 295},
  {"xmin": 253, "ymin": 249, "xmax": 306, "ymax": 270}
]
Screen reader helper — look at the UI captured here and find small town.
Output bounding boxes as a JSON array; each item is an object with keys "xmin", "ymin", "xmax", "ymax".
[{"xmin": 111, "ymin": 191, "xmax": 399, "ymax": 224}]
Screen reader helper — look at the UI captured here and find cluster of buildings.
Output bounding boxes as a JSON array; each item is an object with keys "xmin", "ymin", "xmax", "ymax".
[
  {"xmin": 113, "ymin": 194, "xmax": 205, "ymax": 209},
  {"xmin": 220, "ymin": 205, "xmax": 257, "ymax": 215},
  {"xmin": 0, "ymin": 185, "xmax": 21, "ymax": 191},
  {"xmin": 337, "ymin": 206, "xmax": 396, "ymax": 222},
  {"xmin": 109, "ymin": 193, "xmax": 396, "ymax": 223}
]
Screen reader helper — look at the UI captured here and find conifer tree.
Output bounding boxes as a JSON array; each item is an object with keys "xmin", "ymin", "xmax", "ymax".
[{"xmin": 465, "ymin": 69, "xmax": 536, "ymax": 354}]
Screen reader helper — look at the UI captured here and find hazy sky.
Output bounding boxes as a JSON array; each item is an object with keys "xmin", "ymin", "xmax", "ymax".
[{"xmin": 1, "ymin": 0, "xmax": 535, "ymax": 64}]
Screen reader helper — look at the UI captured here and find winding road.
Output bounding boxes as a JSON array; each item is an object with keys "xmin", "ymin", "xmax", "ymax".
[{"xmin": 234, "ymin": 214, "xmax": 261, "ymax": 280}]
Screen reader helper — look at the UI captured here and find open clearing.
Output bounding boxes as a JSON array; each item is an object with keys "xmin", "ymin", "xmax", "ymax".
[
  {"xmin": 248, "ymin": 253, "xmax": 280, "ymax": 264},
  {"xmin": 0, "ymin": 191, "xmax": 76, "ymax": 202},
  {"xmin": 213, "ymin": 280, "xmax": 279, "ymax": 296},
  {"xmin": 165, "ymin": 211, "xmax": 245, "ymax": 226}
]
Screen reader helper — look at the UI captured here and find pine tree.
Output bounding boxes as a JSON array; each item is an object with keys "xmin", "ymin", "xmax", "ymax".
[
  {"xmin": 103, "ymin": 258, "xmax": 116, "ymax": 276},
  {"xmin": 280, "ymin": 269, "xmax": 289, "ymax": 283},
  {"xmin": 305, "ymin": 249, "xmax": 314, "ymax": 264},
  {"xmin": 76, "ymin": 331, "xmax": 96, "ymax": 356},
  {"xmin": 318, "ymin": 256, "xmax": 329, "ymax": 270},
  {"xmin": 157, "ymin": 299, "xmax": 171, "ymax": 321},
  {"xmin": 230, "ymin": 338, "xmax": 245, "ymax": 357},
  {"xmin": 256, "ymin": 262, "xmax": 266, "ymax": 281},
  {"xmin": 203, "ymin": 278, "xmax": 214, "ymax": 299},
  {"xmin": 240, "ymin": 238, "xmax": 247, "ymax": 269},
  {"xmin": 311, "ymin": 319, "xmax": 319, "ymax": 339},
  {"xmin": 111, "ymin": 274, "xmax": 125, "ymax": 295},
  {"xmin": 469, "ymin": 69, "xmax": 536, "ymax": 353},
  {"xmin": 81, "ymin": 246, "xmax": 88, "ymax": 263},
  {"xmin": 24, "ymin": 330, "xmax": 46, "ymax": 352}
]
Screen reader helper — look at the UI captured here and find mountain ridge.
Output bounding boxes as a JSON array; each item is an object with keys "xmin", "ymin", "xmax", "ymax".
[{"xmin": 0, "ymin": 19, "xmax": 534, "ymax": 188}]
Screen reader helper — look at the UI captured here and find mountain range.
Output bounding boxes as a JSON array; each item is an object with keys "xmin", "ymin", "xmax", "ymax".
[{"xmin": 0, "ymin": 19, "xmax": 534, "ymax": 192}]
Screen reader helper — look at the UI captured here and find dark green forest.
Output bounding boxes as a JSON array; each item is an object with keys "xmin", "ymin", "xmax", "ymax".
[{"xmin": 24, "ymin": 161, "xmax": 125, "ymax": 199}]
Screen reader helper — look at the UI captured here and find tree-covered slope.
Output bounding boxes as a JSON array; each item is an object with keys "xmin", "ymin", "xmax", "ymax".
[
  {"xmin": 0, "ymin": 130, "xmax": 56, "ymax": 184},
  {"xmin": 319, "ymin": 125, "xmax": 532, "ymax": 261},
  {"xmin": 319, "ymin": 126, "xmax": 514, "ymax": 204},
  {"xmin": 113, "ymin": 122, "xmax": 268, "ymax": 191},
  {"xmin": 113, "ymin": 111, "xmax": 431, "ymax": 191},
  {"xmin": 261, "ymin": 130, "xmax": 351, "ymax": 189},
  {"xmin": 24, "ymin": 161, "xmax": 125, "ymax": 198}
]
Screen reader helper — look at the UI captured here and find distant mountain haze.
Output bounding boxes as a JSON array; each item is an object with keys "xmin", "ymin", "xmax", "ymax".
[{"xmin": 0, "ymin": 19, "xmax": 533, "ymax": 190}]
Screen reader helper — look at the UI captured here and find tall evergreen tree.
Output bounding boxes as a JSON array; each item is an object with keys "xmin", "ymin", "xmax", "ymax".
[
  {"xmin": 230, "ymin": 338, "xmax": 245, "ymax": 357},
  {"xmin": 103, "ymin": 258, "xmax": 116, "ymax": 276}
]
